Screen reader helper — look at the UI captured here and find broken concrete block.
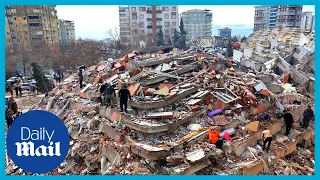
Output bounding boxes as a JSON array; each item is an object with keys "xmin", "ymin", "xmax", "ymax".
[{"xmin": 267, "ymin": 84, "xmax": 282, "ymax": 93}]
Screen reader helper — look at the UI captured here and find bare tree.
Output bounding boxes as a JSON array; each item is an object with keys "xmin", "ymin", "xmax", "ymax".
[{"xmin": 13, "ymin": 24, "xmax": 33, "ymax": 75}]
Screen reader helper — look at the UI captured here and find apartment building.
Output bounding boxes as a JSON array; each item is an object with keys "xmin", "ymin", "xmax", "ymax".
[
  {"xmin": 254, "ymin": 5, "xmax": 303, "ymax": 30},
  {"xmin": 254, "ymin": 6, "xmax": 271, "ymax": 30},
  {"xmin": 119, "ymin": 5, "xmax": 179, "ymax": 45},
  {"xmin": 276, "ymin": 5, "xmax": 302, "ymax": 28},
  {"xmin": 218, "ymin": 27, "xmax": 232, "ymax": 38},
  {"xmin": 181, "ymin": 9, "xmax": 212, "ymax": 40},
  {"xmin": 59, "ymin": 19, "xmax": 76, "ymax": 52},
  {"xmin": 301, "ymin": 11, "xmax": 314, "ymax": 30},
  {"xmin": 5, "ymin": 5, "xmax": 60, "ymax": 53}
]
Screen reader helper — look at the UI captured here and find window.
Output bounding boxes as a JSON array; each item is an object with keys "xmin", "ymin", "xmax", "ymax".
[
  {"xmin": 164, "ymin": 6, "xmax": 169, "ymax": 11},
  {"xmin": 139, "ymin": 7, "xmax": 144, "ymax": 11},
  {"xmin": 22, "ymin": 16, "xmax": 27, "ymax": 20},
  {"xmin": 156, "ymin": 21, "xmax": 161, "ymax": 26},
  {"xmin": 140, "ymin": 30, "xmax": 145, "ymax": 34},
  {"xmin": 28, "ymin": 16, "xmax": 41, "ymax": 20},
  {"xmin": 139, "ymin": 22, "xmax": 144, "ymax": 28},
  {"xmin": 132, "ymin": 22, "xmax": 137, "ymax": 27},
  {"xmin": 13, "ymin": 17, "xmax": 17, "ymax": 20},
  {"xmin": 171, "ymin": 14, "xmax": 176, "ymax": 19},
  {"xmin": 132, "ymin": 15, "xmax": 137, "ymax": 19},
  {"xmin": 147, "ymin": 22, "xmax": 152, "ymax": 26},
  {"xmin": 131, "ymin": 7, "xmax": 136, "ymax": 12},
  {"xmin": 31, "ymin": 37, "xmax": 42, "ymax": 41},
  {"xmin": 165, "ymin": 14, "xmax": 169, "ymax": 19},
  {"xmin": 165, "ymin": 29, "xmax": 169, "ymax": 34},
  {"xmin": 147, "ymin": 14, "xmax": 152, "ymax": 18},
  {"xmin": 120, "ymin": 14, "xmax": 126, "ymax": 17},
  {"xmin": 20, "ymin": 8, "xmax": 25, "ymax": 13},
  {"xmin": 165, "ymin": 22, "xmax": 170, "ymax": 27},
  {"xmin": 156, "ymin": 14, "xmax": 162, "ymax": 18},
  {"xmin": 11, "ymin": 9, "xmax": 16, "ymax": 13},
  {"xmin": 172, "ymin": 6, "xmax": 176, "ymax": 11},
  {"xmin": 29, "ymin": 23, "xmax": 40, "ymax": 27},
  {"xmin": 139, "ymin": 14, "xmax": 144, "ymax": 19}
]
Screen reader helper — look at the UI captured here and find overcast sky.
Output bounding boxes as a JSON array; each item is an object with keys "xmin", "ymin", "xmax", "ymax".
[{"xmin": 56, "ymin": 5, "xmax": 315, "ymax": 40}]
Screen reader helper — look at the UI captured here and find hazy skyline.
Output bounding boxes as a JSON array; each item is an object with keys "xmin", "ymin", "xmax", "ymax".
[{"xmin": 56, "ymin": 5, "xmax": 315, "ymax": 40}]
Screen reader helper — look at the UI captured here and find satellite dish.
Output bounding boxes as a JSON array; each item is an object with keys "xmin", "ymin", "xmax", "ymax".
[{"xmin": 140, "ymin": 41, "xmax": 146, "ymax": 48}]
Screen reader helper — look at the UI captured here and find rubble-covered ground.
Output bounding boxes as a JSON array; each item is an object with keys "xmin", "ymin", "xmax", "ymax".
[{"xmin": 6, "ymin": 27, "xmax": 315, "ymax": 175}]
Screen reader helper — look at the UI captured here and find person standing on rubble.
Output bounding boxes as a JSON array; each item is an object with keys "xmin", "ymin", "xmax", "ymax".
[
  {"xmin": 118, "ymin": 85, "xmax": 131, "ymax": 112},
  {"xmin": 302, "ymin": 105, "xmax": 314, "ymax": 130},
  {"xmin": 100, "ymin": 83, "xmax": 107, "ymax": 105},
  {"xmin": 261, "ymin": 129, "xmax": 272, "ymax": 152},
  {"xmin": 104, "ymin": 84, "xmax": 116, "ymax": 107},
  {"xmin": 78, "ymin": 69, "xmax": 83, "ymax": 88},
  {"xmin": 281, "ymin": 109, "xmax": 294, "ymax": 136}
]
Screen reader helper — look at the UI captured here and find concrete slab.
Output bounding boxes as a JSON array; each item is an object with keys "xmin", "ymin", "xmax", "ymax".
[
  {"xmin": 129, "ymin": 87, "xmax": 198, "ymax": 109},
  {"xmin": 267, "ymin": 84, "xmax": 282, "ymax": 93}
]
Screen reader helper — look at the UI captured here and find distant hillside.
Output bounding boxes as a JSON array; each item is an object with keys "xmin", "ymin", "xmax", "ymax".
[{"xmin": 212, "ymin": 24, "xmax": 253, "ymax": 37}]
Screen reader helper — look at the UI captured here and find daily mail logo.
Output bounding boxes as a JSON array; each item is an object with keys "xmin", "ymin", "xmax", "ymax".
[
  {"xmin": 6, "ymin": 110, "xmax": 70, "ymax": 174},
  {"xmin": 16, "ymin": 127, "xmax": 61, "ymax": 157}
]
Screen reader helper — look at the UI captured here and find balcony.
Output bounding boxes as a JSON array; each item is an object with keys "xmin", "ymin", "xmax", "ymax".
[
  {"xmin": 156, "ymin": 10, "xmax": 162, "ymax": 13},
  {"xmin": 147, "ymin": 10, "xmax": 152, "ymax": 13},
  {"xmin": 156, "ymin": 18, "xmax": 162, "ymax": 21},
  {"xmin": 147, "ymin": 25, "xmax": 152, "ymax": 29},
  {"xmin": 156, "ymin": 25, "xmax": 162, "ymax": 28},
  {"xmin": 147, "ymin": 18, "xmax": 152, "ymax": 21}
]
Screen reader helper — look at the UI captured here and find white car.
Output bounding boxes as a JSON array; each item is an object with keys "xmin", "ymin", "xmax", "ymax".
[
  {"xmin": 6, "ymin": 77, "xmax": 21, "ymax": 83},
  {"xmin": 20, "ymin": 83, "xmax": 31, "ymax": 91}
]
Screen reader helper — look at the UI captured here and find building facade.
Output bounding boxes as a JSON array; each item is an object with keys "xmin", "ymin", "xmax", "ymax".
[
  {"xmin": 254, "ymin": 5, "xmax": 303, "ymax": 30},
  {"xmin": 301, "ymin": 11, "xmax": 314, "ymax": 30},
  {"xmin": 180, "ymin": 9, "xmax": 212, "ymax": 40},
  {"xmin": 5, "ymin": 5, "xmax": 60, "ymax": 53},
  {"xmin": 218, "ymin": 27, "xmax": 232, "ymax": 38},
  {"xmin": 276, "ymin": 5, "xmax": 302, "ymax": 28},
  {"xmin": 119, "ymin": 5, "xmax": 179, "ymax": 46},
  {"xmin": 59, "ymin": 19, "xmax": 76, "ymax": 52},
  {"xmin": 254, "ymin": 6, "xmax": 271, "ymax": 30},
  {"xmin": 268, "ymin": 6, "xmax": 278, "ymax": 28}
]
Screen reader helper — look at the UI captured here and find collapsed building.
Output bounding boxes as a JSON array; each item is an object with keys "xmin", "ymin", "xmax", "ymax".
[
  {"xmin": 236, "ymin": 27, "xmax": 315, "ymax": 92},
  {"xmin": 6, "ymin": 28, "xmax": 315, "ymax": 176}
]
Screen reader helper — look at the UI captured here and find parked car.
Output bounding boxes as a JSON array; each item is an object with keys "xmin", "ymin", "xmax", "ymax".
[
  {"xmin": 6, "ymin": 77, "xmax": 21, "ymax": 84},
  {"xmin": 20, "ymin": 83, "xmax": 31, "ymax": 91}
]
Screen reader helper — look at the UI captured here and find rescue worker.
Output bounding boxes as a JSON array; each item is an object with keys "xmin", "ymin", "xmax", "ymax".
[
  {"xmin": 100, "ymin": 83, "xmax": 107, "ymax": 105},
  {"xmin": 261, "ymin": 129, "xmax": 272, "ymax": 152},
  {"xmin": 78, "ymin": 69, "xmax": 83, "ymax": 88},
  {"xmin": 104, "ymin": 84, "xmax": 116, "ymax": 107},
  {"xmin": 118, "ymin": 85, "xmax": 131, "ymax": 112},
  {"xmin": 281, "ymin": 109, "xmax": 294, "ymax": 136},
  {"xmin": 302, "ymin": 105, "xmax": 314, "ymax": 130}
]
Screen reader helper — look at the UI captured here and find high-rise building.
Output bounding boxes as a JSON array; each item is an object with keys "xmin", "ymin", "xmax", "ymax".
[
  {"xmin": 218, "ymin": 27, "xmax": 232, "ymax": 38},
  {"xmin": 254, "ymin": 5, "xmax": 303, "ymax": 30},
  {"xmin": 119, "ymin": 6, "xmax": 131, "ymax": 44},
  {"xmin": 5, "ymin": 5, "xmax": 60, "ymax": 53},
  {"xmin": 181, "ymin": 9, "xmax": 212, "ymax": 40},
  {"xmin": 268, "ymin": 6, "xmax": 278, "ymax": 28},
  {"xmin": 301, "ymin": 11, "xmax": 314, "ymax": 30},
  {"xmin": 119, "ymin": 5, "xmax": 179, "ymax": 45},
  {"xmin": 59, "ymin": 19, "xmax": 75, "ymax": 52},
  {"xmin": 276, "ymin": 5, "xmax": 302, "ymax": 28},
  {"xmin": 253, "ymin": 6, "xmax": 271, "ymax": 30}
]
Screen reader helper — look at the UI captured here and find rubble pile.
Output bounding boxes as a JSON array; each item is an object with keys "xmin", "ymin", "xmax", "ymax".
[{"xmin": 6, "ymin": 28, "xmax": 315, "ymax": 175}]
